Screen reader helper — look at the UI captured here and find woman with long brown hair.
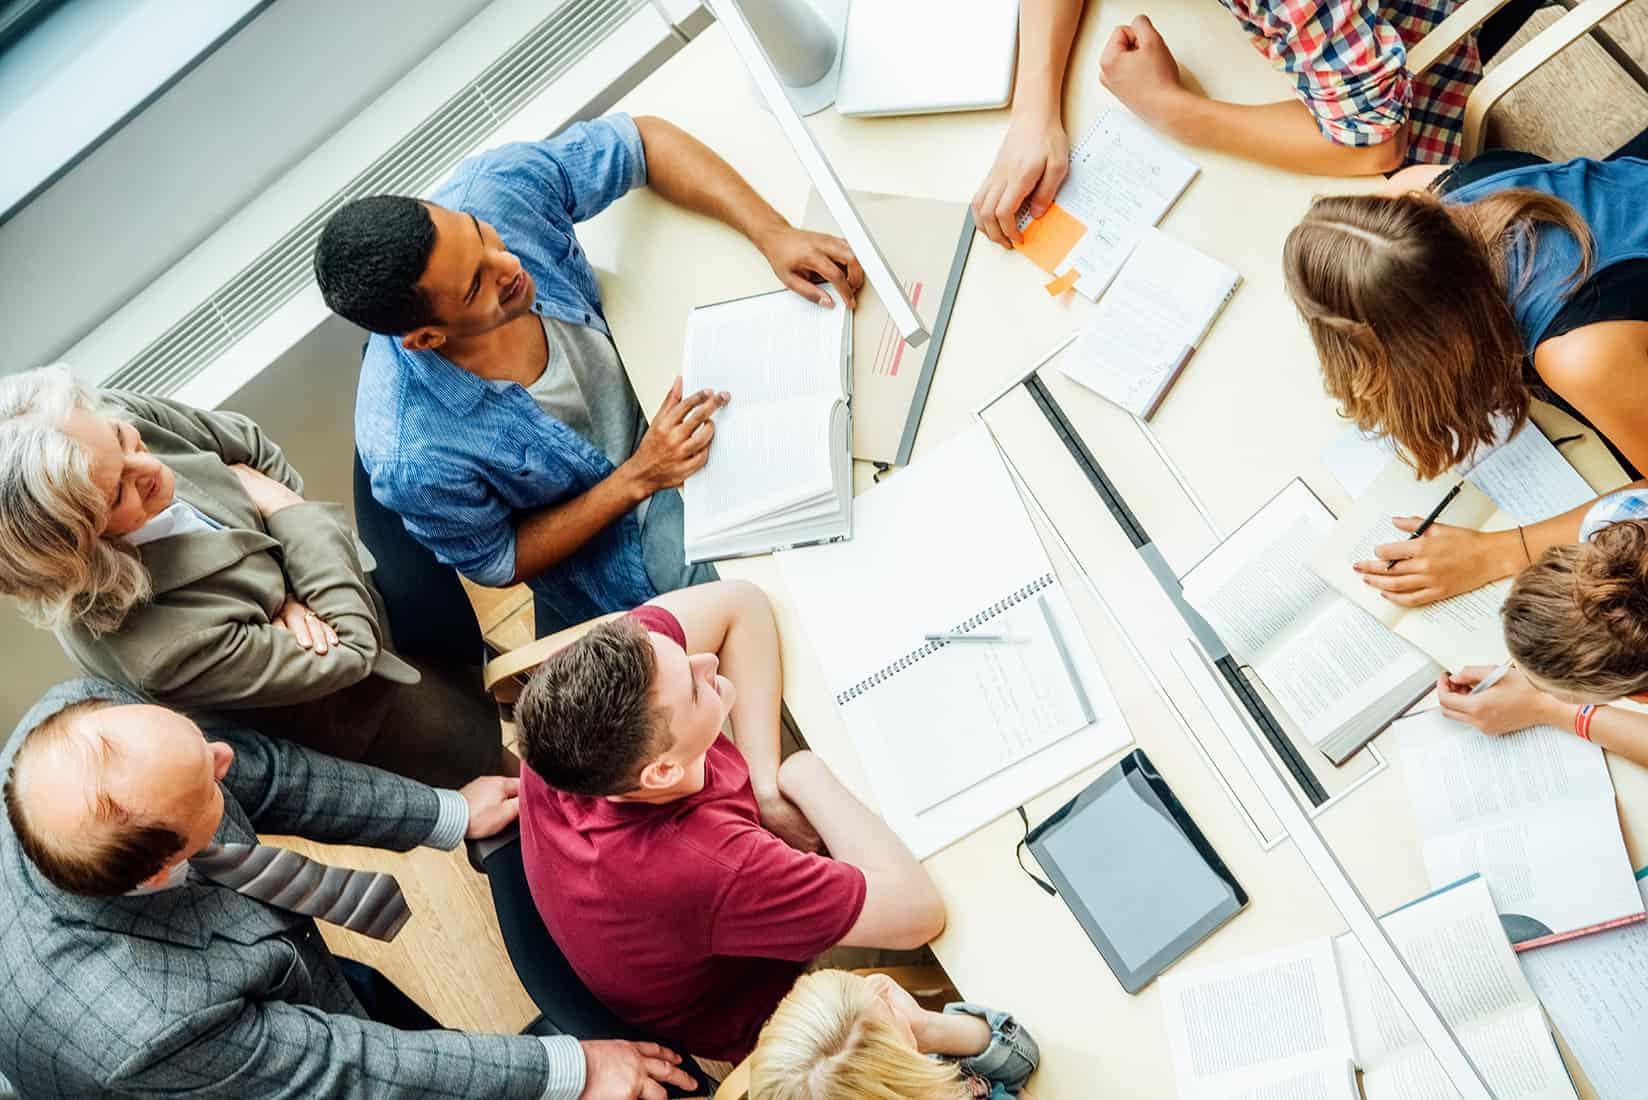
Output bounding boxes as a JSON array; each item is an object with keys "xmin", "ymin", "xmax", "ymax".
[{"xmin": 1284, "ymin": 152, "xmax": 1648, "ymax": 609}]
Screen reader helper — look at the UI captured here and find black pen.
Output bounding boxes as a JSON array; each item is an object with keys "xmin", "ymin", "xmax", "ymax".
[{"xmin": 1386, "ymin": 481, "xmax": 1463, "ymax": 571}]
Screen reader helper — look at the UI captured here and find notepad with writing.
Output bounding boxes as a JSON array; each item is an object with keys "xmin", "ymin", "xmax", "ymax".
[
  {"xmin": 1161, "ymin": 876, "xmax": 1577, "ymax": 1100},
  {"xmin": 680, "ymin": 286, "xmax": 851, "ymax": 563},
  {"xmin": 1059, "ymin": 228, "xmax": 1240, "ymax": 419},
  {"xmin": 776, "ymin": 424, "xmax": 1132, "ymax": 857},
  {"xmin": 1016, "ymin": 106, "xmax": 1198, "ymax": 298},
  {"xmin": 1390, "ymin": 709, "xmax": 1644, "ymax": 949},
  {"xmin": 1181, "ymin": 480, "xmax": 1437, "ymax": 765}
]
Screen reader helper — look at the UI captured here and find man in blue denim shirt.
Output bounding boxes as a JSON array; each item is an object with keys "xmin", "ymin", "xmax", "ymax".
[{"xmin": 316, "ymin": 114, "xmax": 862, "ymax": 634}]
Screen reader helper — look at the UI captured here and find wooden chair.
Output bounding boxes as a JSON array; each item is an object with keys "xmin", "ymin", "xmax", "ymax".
[
  {"xmin": 481, "ymin": 611, "xmax": 624, "ymax": 744},
  {"xmin": 1408, "ymin": 0, "xmax": 1642, "ymax": 159},
  {"xmin": 710, "ymin": 966, "xmax": 961, "ymax": 1100}
]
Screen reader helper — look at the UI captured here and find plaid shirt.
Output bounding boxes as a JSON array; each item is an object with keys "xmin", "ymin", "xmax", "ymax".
[{"xmin": 1222, "ymin": 0, "xmax": 1483, "ymax": 164}]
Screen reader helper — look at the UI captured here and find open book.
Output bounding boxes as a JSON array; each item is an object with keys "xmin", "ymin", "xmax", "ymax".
[
  {"xmin": 1059, "ymin": 228, "xmax": 1240, "ymax": 419},
  {"xmin": 1181, "ymin": 481, "xmax": 1436, "ymax": 764},
  {"xmin": 1161, "ymin": 876, "xmax": 1576, "ymax": 1100},
  {"xmin": 1309, "ymin": 462, "xmax": 1514, "ymax": 671},
  {"xmin": 680, "ymin": 287, "xmax": 852, "ymax": 562},
  {"xmin": 1390, "ymin": 709, "xmax": 1644, "ymax": 949}
]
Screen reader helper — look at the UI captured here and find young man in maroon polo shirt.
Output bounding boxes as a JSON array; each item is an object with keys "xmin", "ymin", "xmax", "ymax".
[{"xmin": 514, "ymin": 579, "xmax": 945, "ymax": 1064}]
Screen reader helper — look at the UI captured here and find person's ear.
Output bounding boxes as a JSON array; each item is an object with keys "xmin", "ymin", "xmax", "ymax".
[
  {"xmin": 209, "ymin": 741, "xmax": 235, "ymax": 782},
  {"xmin": 137, "ymin": 856, "xmax": 186, "ymax": 892},
  {"xmin": 401, "ymin": 326, "xmax": 445, "ymax": 352},
  {"xmin": 634, "ymin": 757, "xmax": 681, "ymax": 792}
]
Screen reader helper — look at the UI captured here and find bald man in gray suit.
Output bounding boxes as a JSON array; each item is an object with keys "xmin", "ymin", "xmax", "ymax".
[{"xmin": 0, "ymin": 679, "xmax": 694, "ymax": 1099}]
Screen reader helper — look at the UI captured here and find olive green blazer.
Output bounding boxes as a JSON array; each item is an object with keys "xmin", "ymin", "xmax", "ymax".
[{"xmin": 56, "ymin": 393, "xmax": 418, "ymax": 716}]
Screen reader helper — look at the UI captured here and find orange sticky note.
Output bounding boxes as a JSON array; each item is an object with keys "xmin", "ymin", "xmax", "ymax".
[
  {"xmin": 1043, "ymin": 268, "xmax": 1080, "ymax": 296},
  {"xmin": 1018, "ymin": 203, "xmax": 1087, "ymax": 274}
]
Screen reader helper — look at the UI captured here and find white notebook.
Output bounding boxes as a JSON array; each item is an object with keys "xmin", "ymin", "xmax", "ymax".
[
  {"xmin": 1161, "ymin": 876, "xmax": 1576, "ymax": 1100},
  {"xmin": 1181, "ymin": 480, "xmax": 1436, "ymax": 765},
  {"xmin": 1060, "ymin": 228, "xmax": 1240, "ymax": 419},
  {"xmin": 777, "ymin": 424, "xmax": 1132, "ymax": 857},
  {"xmin": 1390, "ymin": 709, "xmax": 1644, "ymax": 949},
  {"xmin": 680, "ymin": 287, "xmax": 851, "ymax": 562}
]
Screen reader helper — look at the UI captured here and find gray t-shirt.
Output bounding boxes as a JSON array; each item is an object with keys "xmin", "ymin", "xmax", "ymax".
[{"xmin": 526, "ymin": 317, "xmax": 712, "ymax": 597}]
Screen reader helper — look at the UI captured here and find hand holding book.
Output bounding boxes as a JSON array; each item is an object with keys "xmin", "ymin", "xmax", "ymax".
[{"xmin": 622, "ymin": 378, "xmax": 729, "ymax": 495}]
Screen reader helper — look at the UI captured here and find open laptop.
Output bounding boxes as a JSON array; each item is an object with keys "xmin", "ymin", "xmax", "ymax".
[{"xmin": 835, "ymin": 0, "xmax": 1019, "ymax": 118}]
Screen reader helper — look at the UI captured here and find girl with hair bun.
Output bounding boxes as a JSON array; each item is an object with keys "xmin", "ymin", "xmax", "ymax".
[
  {"xmin": 1439, "ymin": 489, "xmax": 1648, "ymax": 766},
  {"xmin": 749, "ymin": 970, "xmax": 1039, "ymax": 1100}
]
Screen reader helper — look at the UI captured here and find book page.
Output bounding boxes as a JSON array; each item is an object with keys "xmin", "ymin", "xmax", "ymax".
[
  {"xmin": 682, "ymin": 395, "xmax": 837, "ymax": 540},
  {"xmin": 1309, "ymin": 463, "xmax": 1507, "ymax": 669},
  {"xmin": 1333, "ymin": 877, "xmax": 1575, "ymax": 1100},
  {"xmin": 1018, "ymin": 106, "xmax": 1198, "ymax": 298},
  {"xmin": 1160, "ymin": 938, "xmax": 1357, "ymax": 1100},
  {"xmin": 1390, "ymin": 711, "xmax": 1642, "ymax": 944},
  {"xmin": 1058, "ymin": 227, "xmax": 1239, "ymax": 418},
  {"xmin": 1519, "ymin": 871, "xmax": 1648, "ymax": 1100},
  {"xmin": 681, "ymin": 285, "xmax": 847, "ymax": 405},
  {"xmin": 1181, "ymin": 481, "xmax": 1432, "ymax": 748}
]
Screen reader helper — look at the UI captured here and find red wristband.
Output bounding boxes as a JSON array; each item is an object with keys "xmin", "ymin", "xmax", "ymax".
[{"xmin": 1575, "ymin": 704, "xmax": 1598, "ymax": 742}]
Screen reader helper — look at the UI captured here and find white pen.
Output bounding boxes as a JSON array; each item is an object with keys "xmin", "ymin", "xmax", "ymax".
[
  {"xmin": 1464, "ymin": 660, "xmax": 1513, "ymax": 696},
  {"xmin": 924, "ymin": 632, "xmax": 1011, "ymax": 643}
]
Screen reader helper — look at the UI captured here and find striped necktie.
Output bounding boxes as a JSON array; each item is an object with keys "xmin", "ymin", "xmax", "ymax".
[{"xmin": 189, "ymin": 842, "xmax": 412, "ymax": 942}]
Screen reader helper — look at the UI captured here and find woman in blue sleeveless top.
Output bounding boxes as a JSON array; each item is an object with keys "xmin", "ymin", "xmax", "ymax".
[{"xmin": 1281, "ymin": 153, "xmax": 1648, "ymax": 611}]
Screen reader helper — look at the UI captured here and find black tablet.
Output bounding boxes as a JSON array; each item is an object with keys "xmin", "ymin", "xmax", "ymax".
[{"xmin": 1026, "ymin": 749, "xmax": 1246, "ymax": 993}]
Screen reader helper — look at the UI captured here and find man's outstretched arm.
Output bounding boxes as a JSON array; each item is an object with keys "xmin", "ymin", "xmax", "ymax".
[
  {"xmin": 632, "ymin": 115, "xmax": 865, "ymax": 308},
  {"xmin": 778, "ymin": 750, "xmax": 946, "ymax": 950}
]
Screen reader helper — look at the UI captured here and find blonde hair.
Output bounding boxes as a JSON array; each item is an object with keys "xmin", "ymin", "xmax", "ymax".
[
  {"xmin": 0, "ymin": 365, "xmax": 151, "ymax": 634},
  {"xmin": 750, "ymin": 972, "xmax": 970, "ymax": 1100},
  {"xmin": 1503, "ymin": 519, "xmax": 1648, "ymax": 700},
  {"xmin": 1284, "ymin": 188, "xmax": 1593, "ymax": 480}
]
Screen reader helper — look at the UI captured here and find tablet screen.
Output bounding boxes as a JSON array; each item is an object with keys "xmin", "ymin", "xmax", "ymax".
[{"xmin": 1030, "ymin": 751, "xmax": 1245, "ymax": 992}]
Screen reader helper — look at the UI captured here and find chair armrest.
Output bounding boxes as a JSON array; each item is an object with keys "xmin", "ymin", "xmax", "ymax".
[
  {"xmin": 1461, "ymin": 0, "xmax": 1632, "ymax": 155},
  {"xmin": 466, "ymin": 821, "xmax": 521, "ymax": 875},
  {"xmin": 482, "ymin": 612, "xmax": 626, "ymax": 701},
  {"xmin": 1408, "ymin": 0, "xmax": 1519, "ymax": 76}
]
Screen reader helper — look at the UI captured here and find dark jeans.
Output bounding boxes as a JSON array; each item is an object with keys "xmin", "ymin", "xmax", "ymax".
[
  {"xmin": 340, "ymin": 958, "xmax": 441, "ymax": 1030},
  {"xmin": 353, "ymin": 450, "xmax": 484, "ymax": 667}
]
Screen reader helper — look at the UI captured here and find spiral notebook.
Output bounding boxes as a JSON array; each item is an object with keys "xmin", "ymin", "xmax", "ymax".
[{"xmin": 778, "ymin": 424, "xmax": 1132, "ymax": 857}]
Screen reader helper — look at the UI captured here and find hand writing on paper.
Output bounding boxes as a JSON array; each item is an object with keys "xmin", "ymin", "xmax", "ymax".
[
  {"xmin": 1099, "ymin": 16, "xmax": 1189, "ymax": 131},
  {"xmin": 1353, "ymin": 518, "xmax": 1504, "ymax": 606},
  {"xmin": 1437, "ymin": 666, "xmax": 1568, "ymax": 735},
  {"xmin": 973, "ymin": 110, "xmax": 1070, "ymax": 249},
  {"xmin": 622, "ymin": 378, "xmax": 728, "ymax": 495},
  {"xmin": 757, "ymin": 225, "xmax": 863, "ymax": 309}
]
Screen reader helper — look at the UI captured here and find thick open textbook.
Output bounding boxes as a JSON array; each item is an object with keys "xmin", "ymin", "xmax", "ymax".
[
  {"xmin": 1309, "ymin": 462, "xmax": 1514, "ymax": 671},
  {"xmin": 680, "ymin": 287, "xmax": 852, "ymax": 562},
  {"xmin": 1181, "ymin": 480, "xmax": 1436, "ymax": 764},
  {"xmin": 1161, "ymin": 876, "xmax": 1576, "ymax": 1100},
  {"xmin": 1390, "ymin": 710, "xmax": 1644, "ymax": 949}
]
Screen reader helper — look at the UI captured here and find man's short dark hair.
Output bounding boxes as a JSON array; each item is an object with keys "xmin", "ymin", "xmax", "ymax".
[
  {"xmin": 313, "ymin": 195, "xmax": 439, "ymax": 335},
  {"xmin": 517, "ymin": 619, "xmax": 674, "ymax": 797},
  {"xmin": 3, "ymin": 699, "xmax": 186, "ymax": 897}
]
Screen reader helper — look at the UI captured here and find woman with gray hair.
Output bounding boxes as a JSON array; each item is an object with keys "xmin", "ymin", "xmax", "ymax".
[{"xmin": 0, "ymin": 365, "xmax": 506, "ymax": 787}]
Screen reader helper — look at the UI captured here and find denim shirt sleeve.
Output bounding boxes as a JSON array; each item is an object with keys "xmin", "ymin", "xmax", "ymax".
[
  {"xmin": 944, "ymin": 1003, "xmax": 1039, "ymax": 1093},
  {"xmin": 479, "ymin": 113, "xmax": 647, "ymax": 225}
]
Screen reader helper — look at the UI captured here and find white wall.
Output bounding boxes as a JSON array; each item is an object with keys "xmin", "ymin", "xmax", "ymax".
[
  {"xmin": 0, "ymin": 0, "xmax": 491, "ymax": 375},
  {"xmin": 0, "ymin": 314, "xmax": 367, "ymax": 735}
]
